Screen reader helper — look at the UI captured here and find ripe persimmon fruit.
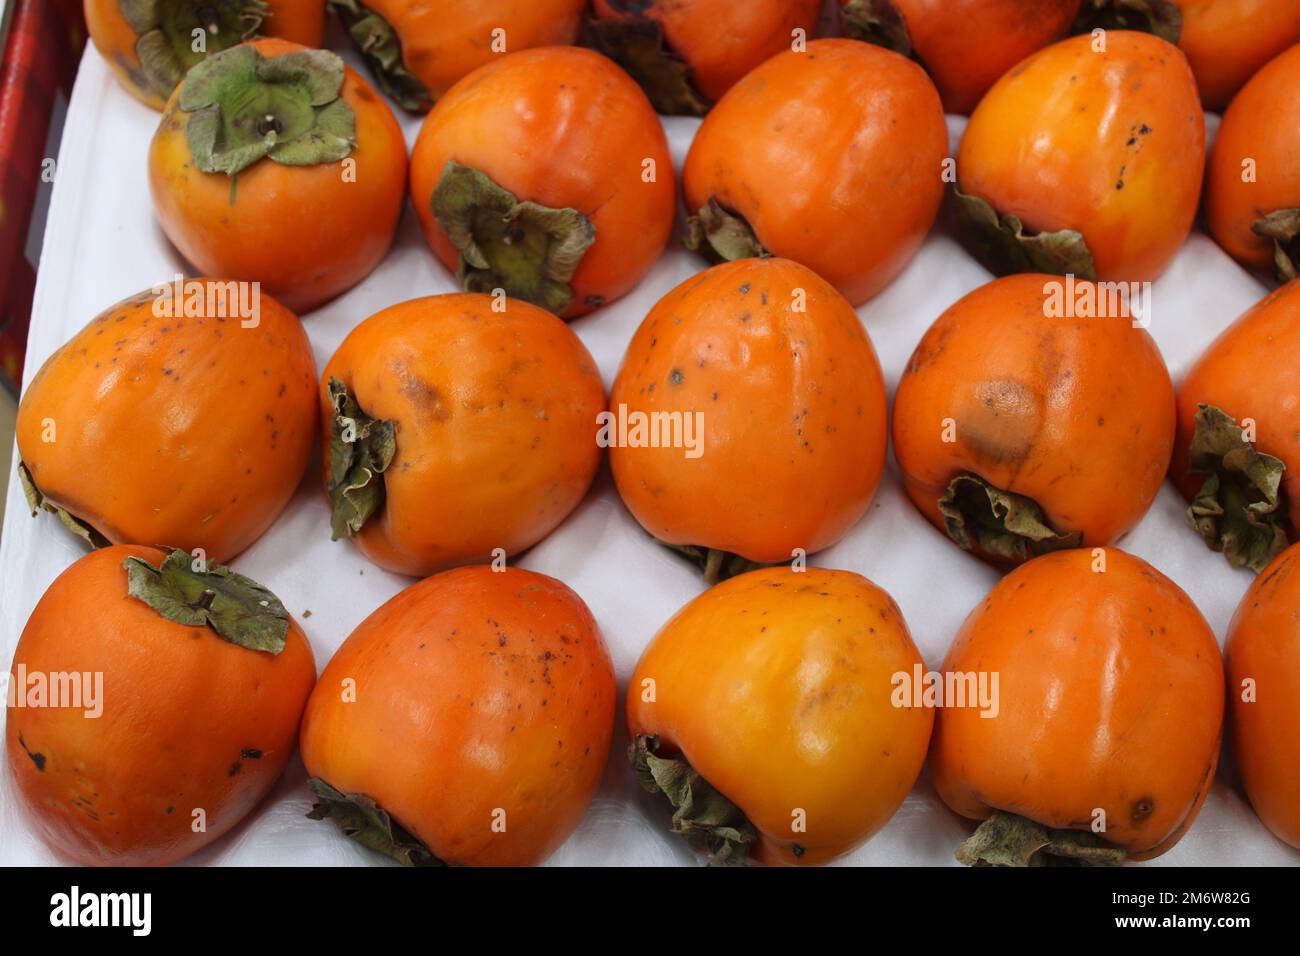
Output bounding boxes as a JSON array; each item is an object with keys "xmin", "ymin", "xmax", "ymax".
[
  {"xmin": 892, "ymin": 274, "xmax": 1175, "ymax": 564},
  {"xmin": 839, "ymin": 0, "xmax": 1083, "ymax": 114},
  {"xmin": 321, "ymin": 292, "xmax": 605, "ymax": 577},
  {"xmin": 149, "ymin": 38, "xmax": 408, "ymax": 314},
  {"xmin": 930, "ymin": 548, "xmax": 1224, "ymax": 865},
  {"xmin": 85, "ymin": 0, "xmax": 326, "ymax": 110},
  {"xmin": 1226, "ymin": 541, "xmax": 1300, "ymax": 849},
  {"xmin": 683, "ymin": 38, "xmax": 946, "ymax": 305},
  {"xmin": 6, "ymin": 545, "xmax": 316, "ymax": 866},
  {"xmin": 16, "ymin": 279, "xmax": 317, "ymax": 563},
  {"xmin": 1170, "ymin": 281, "xmax": 1300, "ymax": 572},
  {"xmin": 300, "ymin": 565, "xmax": 615, "ymax": 867},
  {"xmin": 332, "ymin": 0, "xmax": 586, "ymax": 112},
  {"xmin": 627, "ymin": 566, "xmax": 932, "ymax": 866},
  {"xmin": 1205, "ymin": 43, "xmax": 1300, "ymax": 280},
  {"xmin": 587, "ymin": 0, "xmax": 822, "ymax": 114},
  {"xmin": 1179, "ymin": 0, "xmax": 1300, "ymax": 112},
  {"xmin": 410, "ymin": 46, "xmax": 675, "ymax": 319},
  {"xmin": 609, "ymin": 258, "xmax": 888, "ymax": 582},
  {"xmin": 956, "ymin": 30, "xmax": 1203, "ymax": 282}
]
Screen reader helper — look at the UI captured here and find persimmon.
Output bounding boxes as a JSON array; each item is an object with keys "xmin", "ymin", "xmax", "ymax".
[
  {"xmin": 6, "ymin": 545, "xmax": 316, "ymax": 866},
  {"xmin": 1226, "ymin": 541, "xmax": 1300, "ymax": 849},
  {"xmin": 1179, "ymin": 0, "xmax": 1300, "ymax": 111},
  {"xmin": 587, "ymin": 0, "xmax": 822, "ymax": 114},
  {"xmin": 627, "ymin": 566, "xmax": 932, "ymax": 866},
  {"xmin": 609, "ymin": 258, "xmax": 888, "ymax": 582},
  {"xmin": 1170, "ymin": 281, "xmax": 1300, "ymax": 572},
  {"xmin": 409, "ymin": 46, "xmax": 674, "ymax": 319},
  {"xmin": 956, "ymin": 30, "xmax": 1203, "ymax": 282},
  {"xmin": 321, "ymin": 292, "xmax": 604, "ymax": 577},
  {"xmin": 1205, "ymin": 43, "xmax": 1300, "ymax": 279},
  {"xmin": 16, "ymin": 280, "xmax": 317, "ymax": 562},
  {"xmin": 300, "ymin": 565, "xmax": 615, "ymax": 867},
  {"xmin": 892, "ymin": 274, "xmax": 1175, "ymax": 564},
  {"xmin": 333, "ymin": 0, "xmax": 586, "ymax": 112},
  {"xmin": 85, "ymin": 0, "xmax": 327, "ymax": 110},
  {"xmin": 148, "ymin": 38, "xmax": 407, "ymax": 314},
  {"xmin": 930, "ymin": 548, "xmax": 1224, "ymax": 865},
  {"xmin": 682, "ymin": 38, "xmax": 946, "ymax": 305},
  {"xmin": 839, "ymin": 0, "xmax": 1083, "ymax": 115}
]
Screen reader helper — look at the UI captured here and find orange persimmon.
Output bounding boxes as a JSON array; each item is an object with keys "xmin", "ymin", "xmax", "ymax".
[
  {"xmin": 930, "ymin": 548, "xmax": 1224, "ymax": 865},
  {"xmin": 85, "ymin": 0, "xmax": 327, "ymax": 110},
  {"xmin": 682, "ymin": 38, "xmax": 946, "ymax": 305},
  {"xmin": 627, "ymin": 566, "xmax": 933, "ymax": 866},
  {"xmin": 839, "ymin": 0, "xmax": 1083, "ymax": 114},
  {"xmin": 321, "ymin": 292, "xmax": 605, "ymax": 577},
  {"xmin": 609, "ymin": 258, "xmax": 888, "ymax": 581},
  {"xmin": 956, "ymin": 30, "xmax": 1203, "ymax": 282},
  {"xmin": 1170, "ymin": 281, "xmax": 1300, "ymax": 572},
  {"xmin": 892, "ymin": 274, "xmax": 1175, "ymax": 564},
  {"xmin": 409, "ymin": 46, "xmax": 675, "ymax": 319},
  {"xmin": 1205, "ymin": 43, "xmax": 1300, "ymax": 278},
  {"xmin": 16, "ymin": 280, "xmax": 317, "ymax": 562},
  {"xmin": 6, "ymin": 545, "xmax": 316, "ymax": 866},
  {"xmin": 1180, "ymin": 0, "xmax": 1300, "ymax": 112},
  {"xmin": 1226, "ymin": 541, "xmax": 1300, "ymax": 849},
  {"xmin": 587, "ymin": 0, "xmax": 823, "ymax": 114},
  {"xmin": 333, "ymin": 0, "xmax": 586, "ymax": 112},
  {"xmin": 148, "ymin": 38, "xmax": 408, "ymax": 314},
  {"xmin": 300, "ymin": 565, "xmax": 615, "ymax": 867}
]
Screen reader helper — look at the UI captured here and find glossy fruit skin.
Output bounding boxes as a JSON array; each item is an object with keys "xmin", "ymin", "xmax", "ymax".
[
  {"xmin": 843, "ymin": 0, "xmax": 1083, "ymax": 115},
  {"xmin": 322, "ymin": 293, "xmax": 605, "ymax": 577},
  {"xmin": 410, "ymin": 46, "xmax": 675, "ymax": 319},
  {"xmin": 958, "ymin": 31, "xmax": 1204, "ymax": 282},
  {"xmin": 592, "ymin": 0, "xmax": 823, "ymax": 104},
  {"xmin": 356, "ymin": 0, "xmax": 585, "ymax": 107},
  {"xmin": 892, "ymin": 274, "xmax": 1175, "ymax": 559},
  {"xmin": 627, "ymin": 566, "xmax": 932, "ymax": 866},
  {"xmin": 610, "ymin": 258, "xmax": 888, "ymax": 564},
  {"xmin": 16, "ymin": 281, "xmax": 317, "ymax": 562},
  {"xmin": 930, "ymin": 548, "xmax": 1224, "ymax": 860},
  {"xmin": 148, "ymin": 38, "xmax": 408, "ymax": 314},
  {"xmin": 300, "ymin": 565, "xmax": 615, "ymax": 867},
  {"xmin": 5, "ymin": 545, "xmax": 317, "ymax": 866},
  {"xmin": 1180, "ymin": 0, "xmax": 1300, "ymax": 112},
  {"xmin": 682, "ymin": 38, "xmax": 947, "ymax": 305},
  {"xmin": 1226, "ymin": 542, "xmax": 1300, "ymax": 849},
  {"xmin": 1205, "ymin": 43, "xmax": 1300, "ymax": 271},
  {"xmin": 86, "ymin": 0, "xmax": 327, "ymax": 110},
  {"xmin": 1170, "ymin": 280, "xmax": 1300, "ymax": 533}
]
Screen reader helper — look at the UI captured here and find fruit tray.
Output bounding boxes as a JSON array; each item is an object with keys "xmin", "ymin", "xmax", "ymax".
[{"xmin": 1, "ymin": 39, "xmax": 1296, "ymax": 867}]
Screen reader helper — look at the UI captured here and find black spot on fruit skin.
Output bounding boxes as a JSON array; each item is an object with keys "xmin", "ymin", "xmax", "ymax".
[
  {"xmin": 240, "ymin": 748, "xmax": 263, "ymax": 760},
  {"xmin": 18, "ymin": 733, "xmax": 45, "ymax": 772},
  {"xmin": 228, "ymin": 762, "xmax": 242, "ymax": 777},
  {"xmin": 1131, "ymin": 797, "xmax": 1156, "ymax": 824}
]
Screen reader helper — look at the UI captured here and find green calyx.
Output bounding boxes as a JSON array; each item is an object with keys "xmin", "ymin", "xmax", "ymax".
[
  {"xmin": 939, "ymin": 473, "xmax": 1083, "ymax": 562},
  {"xmin": 178, "ymin": 43, "xmax": 356, "ymax": 176},
  {"xmin": 327, "ymin": 377, "xmax": 396, "ymax": 541},
  {"xmin": 582, "ymin": 14, "xmax": 710, "ymax": 116},
  {"xmin": 431, "ymin": 161, "xmax": 597, "ymax": 316},
  {"xmin": 684, "ymin": 199, "xmax": 769, "ymax": 264},
  {"xmin": 1252, "ymin": 209, "xmax": 1300, "ymax": 283},
  {"xmin": 1185, "ymin": 404, "xmax": 1289, "ymax": 573},
  {"xmin": 329, "ymin": 0, "xmax": 432, "ymax": 113},
  {"xmin": 123, "ymin": 548, "xmax": 289, "ymax": 654},
  {"xmin": 660, "ymin": 541, "xmax": 776, "ymax": 586},
  {"xmin": 840, "ymin": 0, "xmax": 912, "ymax": 55},
  {"xmin": 121, "ymin": 0, "xmax": 267, "ymax": 100},
  {"xmin": 630, "ymin": 735, "xmax": 757, "ymax": 866},
  {"xmin": 954, "ymin": 186, "xmax": 1098, "ymax": 280},
  {"xmin": 17, "ymin": 462, "xmax": 111, "ymax": 549},
  {"xmin": 306, "ymin": 779, "xmax": 443, "ymax": 866},
  {"xmin": 957, "ymin": 810, "xmax": 1126, "ymax": 867},
  {"xmin": 1071, "ymin": 0, "xmax": 1182, "ymax": 44}
]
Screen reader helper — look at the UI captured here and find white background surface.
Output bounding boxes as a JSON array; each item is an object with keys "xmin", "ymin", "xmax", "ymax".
[{"xmin": 1, "ymin": 38, "xmax": 1296, "ymax": 866}]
